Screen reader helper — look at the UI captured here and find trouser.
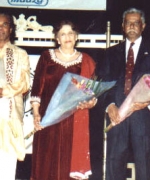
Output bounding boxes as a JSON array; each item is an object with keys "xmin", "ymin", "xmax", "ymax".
[
  {"xmin": 106, "ymin": 117, "xmax": 150, "ymax": 180},
  {"xmin": 0, "ymin": 150, "xmax": 17, "ymax": 180}
]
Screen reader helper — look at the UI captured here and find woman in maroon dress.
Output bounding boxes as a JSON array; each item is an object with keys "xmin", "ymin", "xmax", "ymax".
[{"xmin": 30, "ymin": 20, "xmax": 96, "ymax": 180}]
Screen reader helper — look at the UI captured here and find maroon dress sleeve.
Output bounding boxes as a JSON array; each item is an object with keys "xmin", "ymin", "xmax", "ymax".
[{"xmin": 31, "ymin": 50, "xmax": 50, "ymax": 98}]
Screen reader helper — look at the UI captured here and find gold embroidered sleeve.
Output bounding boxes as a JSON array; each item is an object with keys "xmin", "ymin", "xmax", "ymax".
[{"xmin": 2, "ymin": 49, "xmax": 30, "ymax": 97}]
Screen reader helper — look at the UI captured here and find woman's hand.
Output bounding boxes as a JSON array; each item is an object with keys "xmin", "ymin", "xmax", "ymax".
[
  {"xmin": 33, "ymin": 114, "xmax": 43, "ymax": 131},
  {"xmin": 77, "ymin": 97, "xmax": 98, "ymax": 110}
]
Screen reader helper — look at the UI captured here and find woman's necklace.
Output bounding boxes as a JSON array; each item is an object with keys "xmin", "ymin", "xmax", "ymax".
[{"xmin": 59, "ymin": 47, "xmax": 77, "ymax": 58}]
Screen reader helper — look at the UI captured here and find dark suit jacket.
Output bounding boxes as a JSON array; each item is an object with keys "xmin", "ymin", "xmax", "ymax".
[{"xmin": 101, "ymin": 38, "xmax": 150, "ymax": 136}]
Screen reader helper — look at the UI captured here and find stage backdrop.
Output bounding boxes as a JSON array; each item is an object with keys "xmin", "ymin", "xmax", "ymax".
[{"xmin": 0, "ymin": 0, "xmax": 106, "ymax": 10}]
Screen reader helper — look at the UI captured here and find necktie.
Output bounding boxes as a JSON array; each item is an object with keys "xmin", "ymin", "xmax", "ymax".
[{"xmin": 124, "ymin": 42, "xmax": 134, "ymax": 95}]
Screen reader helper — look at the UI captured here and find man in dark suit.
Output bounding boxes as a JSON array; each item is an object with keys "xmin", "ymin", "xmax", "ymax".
[{"xmin": 100, "ymin": 8, "xmax": 150, "ymax": 180}]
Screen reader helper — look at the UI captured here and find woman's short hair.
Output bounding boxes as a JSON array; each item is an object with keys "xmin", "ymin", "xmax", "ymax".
[{"xmin": 53, "ymin": 20, "xmax": 79, "ymax": 39}]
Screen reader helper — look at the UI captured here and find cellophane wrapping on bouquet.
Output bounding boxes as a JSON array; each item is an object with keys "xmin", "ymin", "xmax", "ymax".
[
  {"xmin": 119, "ymin": 74, "xmax": 150, "ymax": 120},
  {"xmin": 105, "ymin": 74, "xmax": 150, "ymax": 132},
  {"xmin": 40, "ymin": 72, "xmax": 116, "ymax": 127}
]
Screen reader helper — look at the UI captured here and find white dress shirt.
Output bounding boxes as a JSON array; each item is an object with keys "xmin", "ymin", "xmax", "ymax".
[{"xmin": 126, "ymin": 36, "xmax": 142, "ymax": 63}]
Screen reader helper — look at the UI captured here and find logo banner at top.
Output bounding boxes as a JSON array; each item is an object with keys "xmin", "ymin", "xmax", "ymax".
[{"xmin": 0, "ymin": 0, "xmax": 106, "ymax": 10}]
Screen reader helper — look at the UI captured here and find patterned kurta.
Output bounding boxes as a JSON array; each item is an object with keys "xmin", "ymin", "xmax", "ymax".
[
  {"xmin": 0, "ymin": 41, "xmax": 30, "ymax": 161},
  {"xmin": 30, "ymin": 49, "xmax": 95, "ymax": 180}
]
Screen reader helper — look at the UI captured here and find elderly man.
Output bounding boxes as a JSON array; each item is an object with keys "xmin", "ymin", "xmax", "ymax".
[{"xmin": 100, "ymin": 8, "xmax": 150, "ymax": 180}]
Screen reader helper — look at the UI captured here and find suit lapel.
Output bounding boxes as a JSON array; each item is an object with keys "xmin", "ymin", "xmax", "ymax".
[
  {"xmin": 117, "ymin": 41, "xmax": 126, "ymax": 75},
  {"xmin": 132, "ymin": 39, "xmax": 150, "ymax": 84}
]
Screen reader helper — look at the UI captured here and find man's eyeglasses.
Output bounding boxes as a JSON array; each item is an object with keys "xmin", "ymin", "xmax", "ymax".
[
  {"xmin": 124, "ymin": 21, "xmax": 142, "ymax": 27},
  {"xmin": 0, "ymin": 22, "xmax": 10, "ymax": 28}
]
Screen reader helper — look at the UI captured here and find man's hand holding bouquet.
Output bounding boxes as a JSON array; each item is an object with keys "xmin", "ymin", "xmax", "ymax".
[{"xmin": 105, "ymin": 74, "xmax": 150, "ymax": 132}]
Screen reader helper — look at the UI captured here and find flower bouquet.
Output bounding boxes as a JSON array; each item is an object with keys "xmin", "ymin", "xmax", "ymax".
[
  {"xmin": 40, "ymin": 72, "xmax": 116, "ymax": 127},
  {"xmin": 105, "ymin": 74, "xmax": 150, "ymax": 132},
  {"xmin": 25, "ymin": 72, "xmax": 116, "ymax": 139}
]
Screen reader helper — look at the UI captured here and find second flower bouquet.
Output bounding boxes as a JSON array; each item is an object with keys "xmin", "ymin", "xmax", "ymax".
[{"xmin": 105, "ymin": 74, "xmax": 150, "ymax": 132}]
